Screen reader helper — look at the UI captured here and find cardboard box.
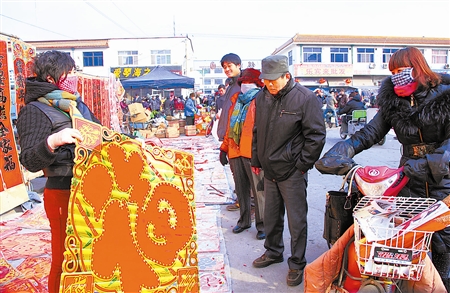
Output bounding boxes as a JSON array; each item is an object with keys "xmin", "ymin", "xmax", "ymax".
[
  {"xmin": 130, "ymin": 112, "xmax": 148, "ymax": 122},
  {"xmin": 128, "ymin": 103, "xmax": 145, "ymax": 116},
  {"xmin": 155, "ymin": 129, "xmax": 166, "ymax": 138},
  {"xmin": 185, "ymin": 125, "xmax": 197, "ymax": 136},
  {"xmin": 167, "ymin": 120, "xmax": 179, "ymax": 129},
  {"xmin": 165, "ymin": 126, "xmax": 180, "ymax": 138},
  {"xmin": 138, "ymin": 129, "xmax": 155, "ymax": 138}
]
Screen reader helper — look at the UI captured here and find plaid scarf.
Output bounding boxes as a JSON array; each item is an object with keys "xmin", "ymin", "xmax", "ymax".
[
  {"xmin": 391, "ymin": 67, "xmax": 414, "ymax": 86},
  {"xmin": 228, "ymin": 88, "xmax": 259, "ymax": 145},
  {"xmin": 38, "ymin": 90, "xmax": 84, "ymax": 120}
]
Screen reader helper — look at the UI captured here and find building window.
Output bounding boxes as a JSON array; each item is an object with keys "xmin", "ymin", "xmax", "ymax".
[
  {"xmin": 83, "ymin": 52, "xmax": 104, "ymax": 67},
  {"xmin": 214, "ymin": 68, "xmax": 223, "ymax": 74},
  {"xmin": 199, "ymin": 68, "xmax": 210, "ymax": 74},
  {"xmin": 214, "ymin": 79, "xmax": 223, "ymax": 85},
  {"xmin": 118, "ymin": 51, "xmax": 138, "ymax": 66},
  {"xmin": 303, "ymin": 47, "xmax": 322, "ymax": 63},
  {"xmin": 288, "ymin": 50, "xmax": 293, "ymax": 65},
  {"xmin": 330, "ymin": 48, "xmax": 349, "ymax": 63},
  {"xmin": 357, "ymin": 48, "xmax": 375, "ymax": 63},
  {"xmin": 150, "ymin": 50, "xmax": 171, "ymax": 65},
  {"xmin": 204, "ymin": 78, "xmax": 212, "ymax": 85},
  {"xmin": 382, "ymin": 48, "xmax": 399, "ymax": 63},
  {"xmin": 432, "ymin": 49, "xmax": 448, "ymax": 64}
]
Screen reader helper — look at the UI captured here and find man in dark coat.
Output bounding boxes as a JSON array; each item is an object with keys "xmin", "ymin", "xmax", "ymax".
[{"xmin": 251, "ymin": 55, "xmax": 326, "ymax": 287}]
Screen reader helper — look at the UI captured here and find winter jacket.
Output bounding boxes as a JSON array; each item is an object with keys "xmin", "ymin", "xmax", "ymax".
[
  {"xmin": 220, "ymin": 91, "xmax": 257, "ymax": 159},
  {"xmin": 217, "ymin": 76, "xmax": 241, "ymax": 141},
  {"xmin": 251, "ymin": 78, "xmax": 326, "ymax": 182},
  {"xmin": 184, "ymin": 98, "xmax": 196, "ymax": 117},
  {"xmin": 17, "ymin": 78, "xmax": 99, "ymax": 190},
  {"xmin": 316, "ymin": 74, "xmax": 450, "ymax": 253},
  {"xmin": 325, "ymin": 95, "xmax": 337, "ymax": 110},
  {"xmin": 149, "ymin": 98, "xmax": 161, "ymax": 111},
  {"xmin": 337, "ymin": 94, "xmax": 365, "ymax": 115}
]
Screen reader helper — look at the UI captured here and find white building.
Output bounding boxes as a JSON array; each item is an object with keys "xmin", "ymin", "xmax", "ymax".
[
  {"xmin": 270, "ymin": 34, "xmax": 450, "ymax": 92},
  {"xmin": 27, "ymin": 34, "xmax": 450, "ymax": 96},
  {"xmin": 28, "ymin": 36, "xmax": 195, "ymax": 98}
]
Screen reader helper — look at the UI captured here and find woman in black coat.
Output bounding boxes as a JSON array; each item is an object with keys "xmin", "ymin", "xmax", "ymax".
[{"xmin": 316, "ymin": 47, "xmax": 450, "ymax": 291}]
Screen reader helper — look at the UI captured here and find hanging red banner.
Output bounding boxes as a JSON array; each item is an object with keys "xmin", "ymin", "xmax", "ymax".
[
  {"xmin": 12, "ymin": 39, "xmax": 35, "ymax": 114},
  {"xmin": 0, "ymin": 40, "xmax": 24, "ymax": 191}
]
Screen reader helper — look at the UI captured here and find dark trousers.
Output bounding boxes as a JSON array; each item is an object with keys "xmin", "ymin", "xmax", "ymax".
[
  {"xmin": 185, "ymin": 116, "xmax": 195, "ymax": 126},
  {"xmin": 43, "ymin": 188, "xmax": 70, "ymax": 293},
  {"xmin": 263, "ymin": 169, "xmax": 308, "ymax": 271},
  {"xmin": 229, "ymin": 157, "xmax": 264, "ymax": 232}
]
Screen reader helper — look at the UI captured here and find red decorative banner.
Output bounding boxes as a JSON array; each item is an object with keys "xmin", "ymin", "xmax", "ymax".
[
  {"xmin": 0, "ymin": 40, "xmax": 23, "ymax": 191},
  {"xmin": 12, "ymin": 39, "xmax": 35, "ymax": 114}
]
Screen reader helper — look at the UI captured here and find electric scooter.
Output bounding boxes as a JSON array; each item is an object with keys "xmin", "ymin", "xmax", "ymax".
[{"xmin": 329, "ymin": 165, "xmax": 449, "ymax": 293}]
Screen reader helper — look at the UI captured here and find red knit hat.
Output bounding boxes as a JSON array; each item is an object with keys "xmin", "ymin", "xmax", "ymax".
[{"xmin": 238, "ymin": 68, "xmax": 264, "ymax": 88}]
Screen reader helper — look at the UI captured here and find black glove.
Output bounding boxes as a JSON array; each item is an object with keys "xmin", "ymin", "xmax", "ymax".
[
  {"xmin": 403, "ymin": 158, "xmax": 432, "ymax": 183},
  {"xmin": 315, "ymin": 155, "xmax": 356, "ymax": 175},
  {"xmin": 219, "ymin": 151, "xmax": 228, "ymax": 166},
  {"xmin": 315, "ymin": 141, "xmax": 357, "ymax": 175}
]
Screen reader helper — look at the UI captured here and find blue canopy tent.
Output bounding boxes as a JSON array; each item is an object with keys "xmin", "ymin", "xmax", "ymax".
[{"xmin": 121, "ymin": 66, "xmax": 195, "ymax": 89}]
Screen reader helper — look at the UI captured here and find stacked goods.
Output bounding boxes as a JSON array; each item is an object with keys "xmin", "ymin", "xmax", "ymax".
[
  {"xmin": 155, "ymin": 122, "xmax": 167, "ymax": 138},
  {"xmin": 165, "ymin": 127, "xmax": 180, "ymax": 138},
  {"xmin": 138, "ymin": 129, "xmax": 155, "ymax": 138},
  {"xmin": 185, "ymin": 125, "xmax": 197, "ymax": 136},
  {"xmin": 167, "ymin": 119, "xmax": 179, "ymax": 129},
  {"xmin": 128, "ymin": 103, "xmax": 148, "ymax": 122}
]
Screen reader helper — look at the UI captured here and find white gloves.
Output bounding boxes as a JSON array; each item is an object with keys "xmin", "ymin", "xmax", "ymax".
[{"xmin": 47, "ymin": 128, "xmax": 83, "ymax": 151}]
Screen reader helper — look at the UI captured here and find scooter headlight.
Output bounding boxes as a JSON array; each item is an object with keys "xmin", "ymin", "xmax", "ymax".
[{"xmin": 354, "ymin": 173, "xmax": 399, "ymax": 196}]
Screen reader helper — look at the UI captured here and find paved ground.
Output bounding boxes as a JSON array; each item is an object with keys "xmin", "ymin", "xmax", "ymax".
[
  {"xmin": 3, "ymin": 126, "xmax": 401, "ymax": 292},
  {"xmin": 221, "ymin": 126, "xmax": 401, "ymax": 293}
]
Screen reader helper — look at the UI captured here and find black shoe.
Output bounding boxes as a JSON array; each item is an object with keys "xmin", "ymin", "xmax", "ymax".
[
  {"xmin": 286, "ymin": 269, "xmax": 303, "ymax": 286},
  {"xmin": 232, "ymin": 225, "xmax": 250, "ymax": 234},
  {"xmin": 256, "ymin": 231, "xmax": 265, "ymax": 240},
  {"xmin": 252, "ymin": 253, "xmax": 283, "ymax": 268}
]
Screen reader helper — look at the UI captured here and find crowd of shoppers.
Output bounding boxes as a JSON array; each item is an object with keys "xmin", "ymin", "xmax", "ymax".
[{"xmin": 14, "ymin": 46, "xmax": 450, "ymax": 291}]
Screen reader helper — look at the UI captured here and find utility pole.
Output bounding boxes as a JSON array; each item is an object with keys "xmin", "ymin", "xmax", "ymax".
[{"xmin": 173, "ymin": 16, "xmax": 176, "ymax": 36}]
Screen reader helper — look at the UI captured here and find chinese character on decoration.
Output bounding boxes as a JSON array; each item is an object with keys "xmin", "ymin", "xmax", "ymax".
[
  {"xmin": 113, "ymin": 68, "xmax": 122, "ymax": 78},
  {"xmin": 123, "ymin": 68, "xmax": 132, "ymax": 78},
  {"xmin": 132, "ymin": 68, "xmax": 142, "ymax": 77}
]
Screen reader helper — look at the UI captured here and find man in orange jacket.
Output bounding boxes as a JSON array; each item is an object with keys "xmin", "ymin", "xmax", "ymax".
[{"xmin": 219, "ymin": 68, "xmax": 265, "ymax": 240}]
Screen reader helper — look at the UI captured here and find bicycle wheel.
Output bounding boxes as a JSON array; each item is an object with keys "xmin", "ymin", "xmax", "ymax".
[
  {"xmin": 340, "ymin": 126, "xmax": 347, "ymax": 139},
  {"xmin": 205, "ymin": 121, "xmax": 213, "ymax": 137}
]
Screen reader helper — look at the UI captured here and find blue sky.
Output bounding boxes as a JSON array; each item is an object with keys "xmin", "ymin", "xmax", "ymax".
[{"xmin": 1, "ymin": 0, "xmax": 449, "ymax": 60}]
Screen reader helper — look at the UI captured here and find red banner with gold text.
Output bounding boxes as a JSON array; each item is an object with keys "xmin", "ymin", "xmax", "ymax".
[{"xmin": 0, "ymin": 40, "xmax": 23, "ymax": 191}]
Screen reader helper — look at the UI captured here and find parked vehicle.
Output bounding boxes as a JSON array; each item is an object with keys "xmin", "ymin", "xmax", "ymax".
[{"xmin": 322, "ymin": 165, "xmax": 449, "ymax": 292}]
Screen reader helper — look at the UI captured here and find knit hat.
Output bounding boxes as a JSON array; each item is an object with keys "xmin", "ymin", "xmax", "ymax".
[
  {"xmin": 238, "ymin": 68, "xmax": 264, "ymax": 87},
  {"xmin": 220, "ymin": 53, "xmax": 241, "ymax": 66},
  {"xmin": 260, "ymin": 55, "xmax": 289, "ymax": 80}
]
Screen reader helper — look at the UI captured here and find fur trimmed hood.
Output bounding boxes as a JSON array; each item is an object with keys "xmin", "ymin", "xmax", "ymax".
[{"xmin": 377, "ymin": 74, "xmax": 450, "ymax": 136}]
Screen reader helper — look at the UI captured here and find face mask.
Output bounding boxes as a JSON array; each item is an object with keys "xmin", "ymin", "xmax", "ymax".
[
  {"xmin": 391, "ymin": 68, "xmax": 417, "ymax": 97},
  {"xmin": 57, "ymin": 75, "xmax": 78, "ymax": 94},
  {"xmin": 391, "ymin": 67, "xmax": 414, "ymax": 87},
  {"xmin": 241, "ymin": 83, "xmax": 258, "ymax": 94},
  {"xmin": 393, "ymin": 81, "xmax": 418, "ymax": 97}
]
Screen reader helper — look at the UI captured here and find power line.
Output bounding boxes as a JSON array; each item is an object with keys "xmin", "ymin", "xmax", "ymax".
[
  {"xmin": 109, "ymin": 1, "xmax": 149, "ymax": 37},
  {"xmin": 82, "ymin": 0, "xmax": 139, "ymax": 38},
  {"xmin": 0, "ymin": 14, "xmax": 74, "ymax": 39}
]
